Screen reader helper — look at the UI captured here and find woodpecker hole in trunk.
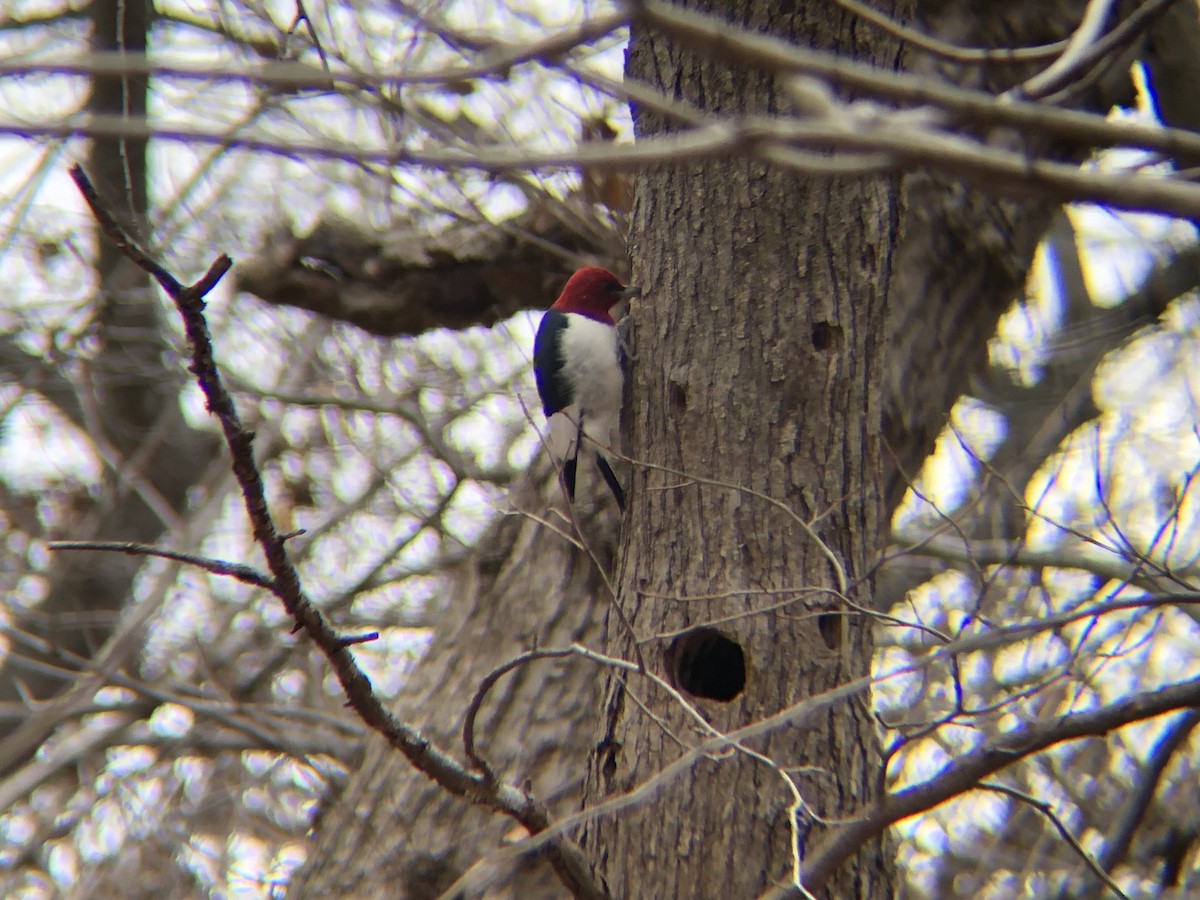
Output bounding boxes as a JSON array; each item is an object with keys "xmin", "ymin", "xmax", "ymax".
[
  {"xmin": 669, "ymin": 381, "xmax": 687, "ymax": 412},
  {"xmin": 818, "ymin": 612, "xmax": 842, "ymax": 650},
  {"xmin": 811, "ymin": 321, "xmax": 839, "ymax": 351},
  {"xmin": 665, "ymin": 628, "xmax": 746, "ymax": 702}
]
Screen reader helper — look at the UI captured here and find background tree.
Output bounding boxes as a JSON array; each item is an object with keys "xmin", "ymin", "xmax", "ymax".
[{"xmin": 3, "ymin": 0, "xmax": 1200, "ymax": 898}]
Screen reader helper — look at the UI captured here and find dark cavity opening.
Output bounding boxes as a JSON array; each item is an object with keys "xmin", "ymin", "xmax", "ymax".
[
  {"xmin": 669, "ymin": 381, "xmax": 687, "ymax": 412},
  {"xmin": 811, "ymin": 322, "xmax": 838, "ymax": 351},
  {"xmin": 818, "ymin": 613, "xmax": 842, "ymax": 650},
  {"xmin": 665, "ymin": 628, "xmax": 746, "ymax": 702}
]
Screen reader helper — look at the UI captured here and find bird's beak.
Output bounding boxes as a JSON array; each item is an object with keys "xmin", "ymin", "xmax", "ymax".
[{"xmin": 618, "ymin": 285, "xmax": 642, "ymax": 300}]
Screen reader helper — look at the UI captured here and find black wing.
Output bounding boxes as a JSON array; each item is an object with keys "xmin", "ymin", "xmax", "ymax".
[{"xmin": 533, "ymin": 309, "xmax": 572, "ymax": 416}]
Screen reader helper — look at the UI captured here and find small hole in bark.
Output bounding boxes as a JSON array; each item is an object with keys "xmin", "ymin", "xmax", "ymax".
[
  {"xmin": 669, "ymin": 381, "xmax": 687, "ymax": 412},
  {"xmin": 665, "ymin": 628, "xmax": 746, "ymax": 702},
  {"xmin": 818, "ymin": 613, "xmax": 841, "ymax": 650},
  {"xmin": 811, "ymin": 322, "xmax": 838, "ymax": 350}
]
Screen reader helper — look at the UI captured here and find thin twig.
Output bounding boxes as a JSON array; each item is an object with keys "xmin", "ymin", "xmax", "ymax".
[
  {"xmin": 48, "ymin": 540, "xmax": 274, "ymax": 589},
  {"xmin": 981, "ymin": 782, "xmax": 1130, "ymax": 900},
  {"xmin": 1017, "ymin": 0, "xmax": 1181, "ymax": 103},
  {"xmin": 0, "ymin": 12, "xmax": 628, "ymax": 92},
  {"xmin": 1016, "ymin": 0, "xmax": 1119, "ymax": 100},
  {"xmin": 833, "ymin": 0, "xmax": 1066, "ymax": 64},
  {"xmin": 1094, "ymin": 709, "xmax": 1200, "ymax": 875},
  {"xmin": 463, "ymin": 648, "xmax": 574, "ymax": 776}
]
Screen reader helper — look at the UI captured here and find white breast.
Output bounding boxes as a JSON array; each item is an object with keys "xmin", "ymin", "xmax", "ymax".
[{"xmin": 552, "ymin": 315, "xmax": 622, "ymax": 458}]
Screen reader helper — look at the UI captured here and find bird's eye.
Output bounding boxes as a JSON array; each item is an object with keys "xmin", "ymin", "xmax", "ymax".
[{"xmin": 606, "ymin": 281, "xmax": 622, "ymax": 293}]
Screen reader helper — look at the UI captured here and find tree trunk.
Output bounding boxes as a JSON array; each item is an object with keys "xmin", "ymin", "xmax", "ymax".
[{"xmin": 577, "ymin": 2, "xmax": 905, "ymax": 896}]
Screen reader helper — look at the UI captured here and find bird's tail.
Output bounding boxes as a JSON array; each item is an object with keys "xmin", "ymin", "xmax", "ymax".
[{"xmin": 596, "ymin": 453, "xmax": 625, "ymax": 511}]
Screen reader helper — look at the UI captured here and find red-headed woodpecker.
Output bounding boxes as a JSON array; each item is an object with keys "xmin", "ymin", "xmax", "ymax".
[{"xmin": 533, "ymin": 266, "xmax": 636, "ymax": 511}]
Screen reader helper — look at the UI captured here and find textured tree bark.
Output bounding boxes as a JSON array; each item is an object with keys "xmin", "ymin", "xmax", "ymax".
[{"xmin": 576, "ymin": 2, "xmax": 906, "ymax": 896}]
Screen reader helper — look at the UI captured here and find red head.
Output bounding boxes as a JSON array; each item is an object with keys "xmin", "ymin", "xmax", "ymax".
[{"xmin": 550, "ymin": 266, "xmax": 630, "ymax": 325}]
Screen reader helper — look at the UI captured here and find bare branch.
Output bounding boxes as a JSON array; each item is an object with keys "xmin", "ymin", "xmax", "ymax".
[
  {"xmin": 798, "ymin": 677, "xmax": 1200, "ymax": 891},
  {"xmin": 637, "ymin": 0, "xmax": 1200, "ymax": 165},
  {"xmin": 48, "ymin": 540, "xmax": 275, "ymax": 590},
  {"xmin": 833, "ymin": 0, "xmax": 1066, "ymax": 64},
  {"xmin": 982, "ymin": 781, "xmax": 1130, "ymax": 900},
  {"xmin": 68, "ymin": 163, "xmax": 609, "ymax": 900},
  {"xmin": 1025, "ymin": 0, "xmax": 1186, "ymax": 104},
  {"xmin": 12, "ymin": 103, "xmax": 1200, "ymax": 223},
  {"xmin": 0, "ymin": 12, "xmax": 627, "ymax": 91},
  {"xmin": 1016, "ymin": 0, "xmax": 1118, "ymax": 99},
  {"xmin": 893, "ymin": 528, "xmax": 1200, "ymax": 625},
  {"xmin": 1094, "ymin": 710, "xmax": 1200, "ymax": 876}
]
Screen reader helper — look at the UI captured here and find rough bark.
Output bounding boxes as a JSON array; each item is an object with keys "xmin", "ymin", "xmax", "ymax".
[{"xmin": 576, "ymin": 2, "xmax": 905, "ymax": 896}]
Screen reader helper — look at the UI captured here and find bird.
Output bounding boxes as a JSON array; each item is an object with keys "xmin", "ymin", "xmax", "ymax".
[{"xmin": 533, "ymin": 266, "xmax": 636, "ymax": 511}]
